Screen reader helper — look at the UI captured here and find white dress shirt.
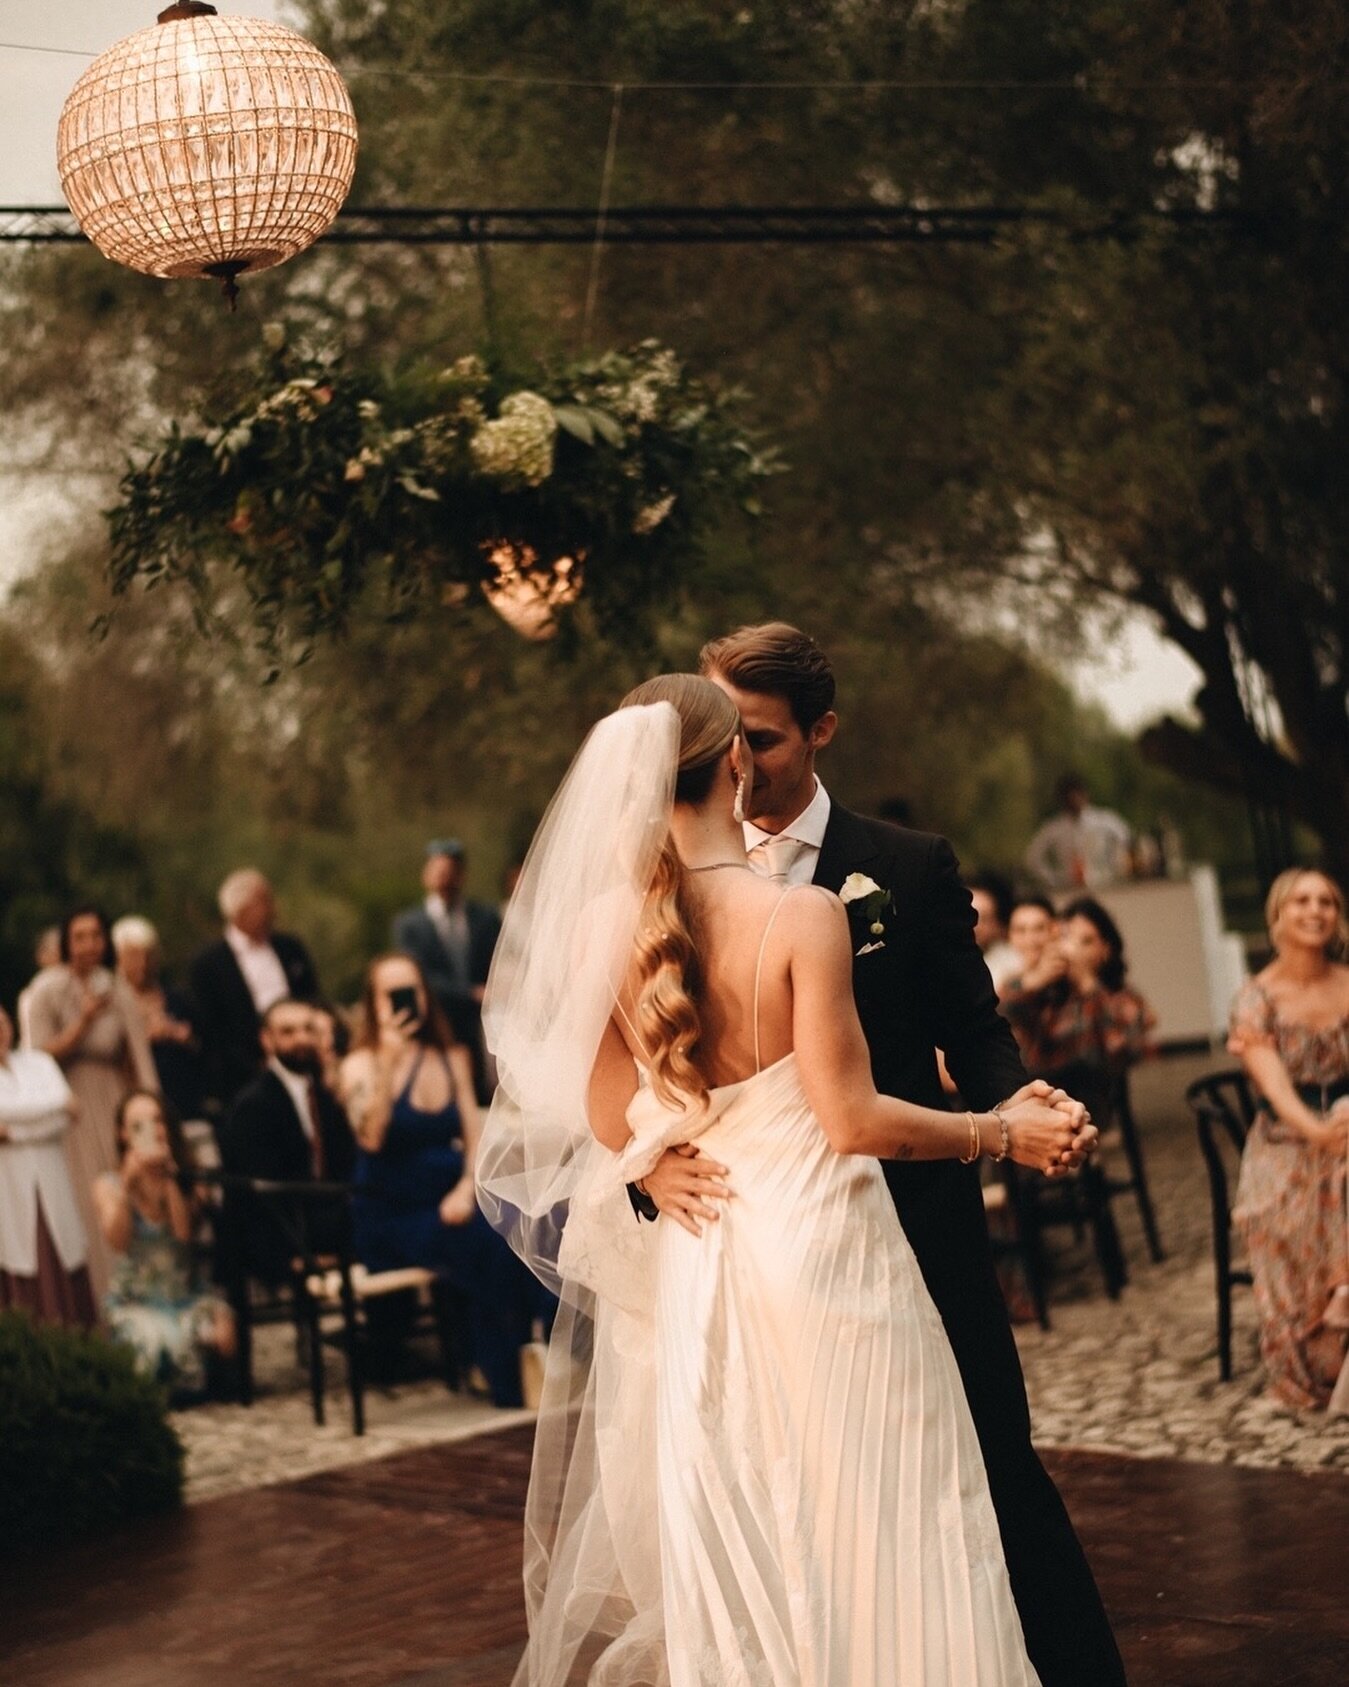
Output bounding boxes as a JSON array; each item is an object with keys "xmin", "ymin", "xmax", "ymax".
[
  {"xmin": 425, "ymin": 893, "xmax": 471, "ymax": 985},
  {"xmin": 225, "ymin": 924, "xmax": 291, "ymax": 1015},
  {"xmin": 1024, "ymin": 806, "xmax": 1132, "ymax": 891},
  {"xmin": 268, "ymin": 1056, "xmax": 321, "ymax": 1174},
  {"xmin": 743, "ymin": 778, "xmax": 833, "ymax": 886}
]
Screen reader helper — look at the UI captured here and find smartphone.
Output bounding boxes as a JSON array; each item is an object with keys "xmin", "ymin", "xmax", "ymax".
[
  {"xmin": 388, "ymin": 985, "xmax": 421, "ymax": 1023},
  {"xmin": 128, "ymin": 1113, "xmax": 168, "ymax": 1162}
]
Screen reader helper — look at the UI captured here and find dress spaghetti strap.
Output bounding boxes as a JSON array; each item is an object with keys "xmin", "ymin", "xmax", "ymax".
[
  {"xmin": 753, "ymin": 888, "xmax": 806, "ymax": 1075},
  {"xmin": 613, "ymin": 995, "xmax": 650, "ymax": 1065}
]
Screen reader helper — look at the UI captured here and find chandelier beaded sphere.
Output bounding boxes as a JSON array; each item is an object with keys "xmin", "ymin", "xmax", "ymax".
[{"xmin": 56, "ymin": 3, "xmax": 358, "ymax": 303}]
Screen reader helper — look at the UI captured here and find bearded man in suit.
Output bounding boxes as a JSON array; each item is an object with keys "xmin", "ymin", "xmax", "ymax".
[{"xmin": 636, "ymin": 622, "xmax": 1128, "ymax": 1687}]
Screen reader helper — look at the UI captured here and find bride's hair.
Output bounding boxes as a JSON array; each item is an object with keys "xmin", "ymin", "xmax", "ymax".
[{"xmin": 619, "ymin": 674, "xmax": 741, "ymax": 1109}]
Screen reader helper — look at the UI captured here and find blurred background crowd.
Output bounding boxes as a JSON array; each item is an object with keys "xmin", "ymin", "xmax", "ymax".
[{"xmin": 2, "ymin": 786, "xmax": 1344, "ymax": 1419}]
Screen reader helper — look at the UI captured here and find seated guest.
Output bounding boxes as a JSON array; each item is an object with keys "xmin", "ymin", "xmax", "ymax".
[
  {"xmin": 24, "ymin": 906, "xmax": 158, "ymax": 1302},
  {"xmin": 966, "ymin": 872, "xmax": 1020, "ymax": 993},
  {"xmin": 339, "ymin": 953, "xmax": 535, "ymax": 1407},
  {"xmin": 94, "ymin": 1090, "xmax": 234, "ymax": 1392},
  {"xmin": 1003, "ymin": 895, "xmax": 1060, "ymax": 999},
  {"xmin": 391, "ymin": 840, "xmax": 501, "ymax": 1099},
  {"xmin": 190, "ymin": 869, "xmax": 319, "ymax": 1113},
  {"xmin": 0, "ymin": 1005, "xmax": 95, "ymax": 1328},
  {"xmin": 217, "ymin": 999, "xmax": 354, "ymax": 1288},
  {"xmin": 113, "ymin": 915, "xmax": 206, "ymax": 1124},
  {"xmin": 312, "ymin": 1003, "xmax": 351, "ymax": 1098},
  {"xmin": 1228, "ymin": 868, "xmax": 1349, "ymax": 1414},
  {"xmin": 1002, "ymin": 896, "xmax": 1155, "ymax": 1120}
]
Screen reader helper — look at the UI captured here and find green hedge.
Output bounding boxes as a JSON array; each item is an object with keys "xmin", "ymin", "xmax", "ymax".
[{"xmin": 0, "ymin": 1312, "xmax": 184, "ymax": 1554}]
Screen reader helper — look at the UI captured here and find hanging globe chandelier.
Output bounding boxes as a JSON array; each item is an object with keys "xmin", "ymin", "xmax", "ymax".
[{"xmin": 56, "ymin": 3, "xmax": 358, "ymax": 305}]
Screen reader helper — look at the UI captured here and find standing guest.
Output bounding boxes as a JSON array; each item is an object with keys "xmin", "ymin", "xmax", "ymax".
[
  {"xmin": 339, "ymin": 954, "xmax": 535, "ymax": 1407},
  {"xmin": 217, "ymin": 999, "xmax": 354, "ymax": 1287},
  {"xmin": 93, "ymin": 1090, "xmax": 234, "ymax": 1392},
  {"xmin": 967, "ymin": 872, "xmax": 1020, "ymax": 993},
  {"xmin": 391, "ymin": 840, "xmax": 501, "ymax": 1097},
  {"xmin": 23, "ymin": 907, "xmax": 157, "ymax": 1301},
  {"xmin": 0, "ymin": 1005, "xmax": 95, "ymax": 1328},
  {"xmin": 16, "ymin": 926, "xmax": 61, "ymax": 1048},
  {"xmin": 113, "ymin": 915, "xmax": 206, "ymax": 1124},
  {"xmin": 1002, "ymin": 897, "xmax": 1155, "ymax": 1120},
  {"xmin": 1228, "ymin": 868, "xmax": 1349, "ymax": 1414},
  {"xmin": 1024, "ymin": 773, "xmax": 1132, "ymax": 891},
  {"xmin": 190, "ymin": 869, "xmax": 319, "ymax": 1113}
]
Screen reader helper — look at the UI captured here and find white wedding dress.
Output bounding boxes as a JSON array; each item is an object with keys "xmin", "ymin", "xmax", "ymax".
[{"xmin": 639, "ymin": 1079, "xmax": 1039, "ymax": 1685}]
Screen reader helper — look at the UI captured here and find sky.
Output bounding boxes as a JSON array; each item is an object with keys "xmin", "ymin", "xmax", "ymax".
[{"xmin": 0, "ymin": 1, "xmax": 1200, "ymax": 731}]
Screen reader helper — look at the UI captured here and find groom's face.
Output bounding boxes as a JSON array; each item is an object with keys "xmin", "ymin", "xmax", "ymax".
[{"xmin": 708, "ymin": 675, "xmax": 835, "ymax": 826}]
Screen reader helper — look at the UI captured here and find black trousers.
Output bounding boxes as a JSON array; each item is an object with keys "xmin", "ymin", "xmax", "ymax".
[{"xmin": 884, "ymin": 1156, "xmax": 1128, "ymax": 1687}]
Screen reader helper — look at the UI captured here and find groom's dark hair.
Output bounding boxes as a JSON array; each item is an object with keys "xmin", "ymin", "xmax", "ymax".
[{"xmin": 699, "ymin": 622, "xmax": 835, "ymax": 733}]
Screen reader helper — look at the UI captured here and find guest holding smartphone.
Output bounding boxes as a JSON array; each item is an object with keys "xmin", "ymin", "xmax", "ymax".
[
  {"xmin": 339, "ymin": 954, "xmax": 536, "ymax": 1406},
  {"xmin": 93, "ymin": 1090, "xmax": 234, "ymax": 1393}
]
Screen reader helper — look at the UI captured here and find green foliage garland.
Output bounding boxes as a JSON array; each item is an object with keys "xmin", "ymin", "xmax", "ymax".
[{"xmin": 108, "ymin": 337, "xmax": 779, "ymax": 654}]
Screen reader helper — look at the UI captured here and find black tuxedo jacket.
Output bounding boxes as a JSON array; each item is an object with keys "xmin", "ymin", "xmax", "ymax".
[
  {"xmin": 810, "ymin": 803, "xmax": 1125, "ymax": 1687},
  {"xmin": 189, "ymin": 932, "xmax": 319, "ymax": 1111},
  {"xmin": 216, "ymin": 1069, "xmax": 354, "ymax": 1285},
  {"xmin": 812, "ymin": 805, "xmax": 1025, "ymax": 1123}
]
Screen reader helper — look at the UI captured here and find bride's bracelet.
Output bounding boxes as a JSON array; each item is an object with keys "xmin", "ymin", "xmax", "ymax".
[
  {"xmin": 990, "ymin": 1106, "xmax": 1011, "ymax": 1164},
  {"xmin": 959, "ymin": 1111, "xmax": 981, "ymax": 1164}
]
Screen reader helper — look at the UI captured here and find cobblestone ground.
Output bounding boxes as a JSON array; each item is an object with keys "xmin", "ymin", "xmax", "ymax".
[
  {"xmin": 173, "ymin": 1052, "xmax": 1346, "ymax": 1502},
  {"xmin": 1017, "ymin": 1050, "xmax": 1348, "ymax": 1473}
]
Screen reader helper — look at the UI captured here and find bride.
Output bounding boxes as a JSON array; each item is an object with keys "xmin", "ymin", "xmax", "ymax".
[{"xmin": 478, "ymin": 674, "xmax": 1079, "ymax": 1686}]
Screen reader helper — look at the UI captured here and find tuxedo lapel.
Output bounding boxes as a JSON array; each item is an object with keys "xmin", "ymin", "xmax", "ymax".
[{"xmin": 812, "ymin": 804, "xmax": 883, "ymax": 893}]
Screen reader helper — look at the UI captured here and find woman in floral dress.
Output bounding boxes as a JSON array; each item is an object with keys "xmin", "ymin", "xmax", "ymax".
[{"xmin": 1228, "ymin": 868, "xmax": 1349, "ymax": 1413}]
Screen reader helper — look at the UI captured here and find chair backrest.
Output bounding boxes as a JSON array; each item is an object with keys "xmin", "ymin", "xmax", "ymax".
[{"xmin": 1186, "ymin": 1069, "xmax": 1254, "ymax": 1221}]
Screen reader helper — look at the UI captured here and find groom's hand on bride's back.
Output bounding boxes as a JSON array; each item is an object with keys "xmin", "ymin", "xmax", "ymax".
[{"xmin": 641, "ymin": 1144, "xmax": 732, "ymax": 1237}]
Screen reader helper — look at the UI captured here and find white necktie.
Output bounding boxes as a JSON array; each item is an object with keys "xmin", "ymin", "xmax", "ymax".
[{"xmin": 751, "ymin": 835, "xmax": 804, "ymax": 884}]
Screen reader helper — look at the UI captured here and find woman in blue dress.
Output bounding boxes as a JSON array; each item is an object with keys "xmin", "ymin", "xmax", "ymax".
[{"xmin": 339, "ymin": 953, "xmax": 536, "ymax": 1406}]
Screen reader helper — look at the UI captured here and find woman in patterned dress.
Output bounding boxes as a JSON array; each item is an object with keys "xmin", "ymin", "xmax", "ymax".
[{"xmin": 1228, "ymin": 868, "xmax": 1349, "ymax": 1413}]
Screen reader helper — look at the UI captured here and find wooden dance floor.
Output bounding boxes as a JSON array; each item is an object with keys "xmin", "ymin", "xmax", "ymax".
[{"xmin": 2, "ymin": 1427, "xmax": 1344, "ymax": 1686}]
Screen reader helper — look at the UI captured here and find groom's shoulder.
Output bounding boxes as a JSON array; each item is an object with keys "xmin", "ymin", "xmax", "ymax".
[{"xmin": 829, "ymin": 804, "xmax": 954, "ymax": 877}]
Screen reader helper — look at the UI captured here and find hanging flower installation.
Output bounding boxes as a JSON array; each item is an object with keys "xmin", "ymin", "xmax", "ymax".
[
  {"xmin": 107, "ymin": 339, "xmax": 780, "ymax": 651},
  {"xmin": 57, "ymin": 4, "xmax": 357, "ymax": 305}
]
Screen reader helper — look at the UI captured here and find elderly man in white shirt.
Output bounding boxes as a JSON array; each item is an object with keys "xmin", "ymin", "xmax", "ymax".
[
  {"xmin": 189, "ymin": 869, "xmax": 320, "ymax": 1110},
  {"xmin": 1024, "ymin": 774, "xmax": 1133, "ymax": 892}
]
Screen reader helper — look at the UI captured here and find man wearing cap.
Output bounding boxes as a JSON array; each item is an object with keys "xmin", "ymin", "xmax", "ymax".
[{"xmin": 391, "ymin": 840, "xmax": 501, "ymax": 1097}]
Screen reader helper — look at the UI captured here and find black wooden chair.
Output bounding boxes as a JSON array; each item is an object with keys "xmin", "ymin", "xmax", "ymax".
[
  {"xmin": 998, "ymin": 1154, "xmax": 1128, "ymax": 1307},
  {"xmin": 1185, "ymin": 1069, "xmax": 1256, "ymax": 1380},
  {"xmin": 1096, "ymin": 1065, "xmax": 1165, "ymax": 1263}
]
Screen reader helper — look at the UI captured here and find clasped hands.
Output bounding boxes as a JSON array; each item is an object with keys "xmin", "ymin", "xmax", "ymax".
[{"xmin": 639, "ymin": 1079, "xmax": 1098, "ymax": 1237}]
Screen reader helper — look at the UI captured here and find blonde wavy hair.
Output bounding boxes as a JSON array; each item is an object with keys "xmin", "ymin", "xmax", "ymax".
[
  {"xmin": 620, "ymin": 674, "xmax": 742, "ymax": 1110},
  {"xmin": 1265, "ymin": 867, "xmax": 1349, "ymax": 959}
]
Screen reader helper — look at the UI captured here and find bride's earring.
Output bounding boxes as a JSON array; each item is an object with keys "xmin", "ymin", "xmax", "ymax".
[{"xmin": 733, "ymin": 772, "xmax": 747, "ymax": 825}]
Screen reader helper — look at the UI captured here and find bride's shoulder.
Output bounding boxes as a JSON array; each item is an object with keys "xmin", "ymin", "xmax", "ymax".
[{"xmin": 777, "ymin": 884, "xmax": 848, "ymax": 939}]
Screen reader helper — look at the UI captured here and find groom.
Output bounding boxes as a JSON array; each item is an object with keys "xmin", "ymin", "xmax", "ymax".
[{"xmin": 639, "ymin": 622, "xmax": 1128, "ymax": 1687}]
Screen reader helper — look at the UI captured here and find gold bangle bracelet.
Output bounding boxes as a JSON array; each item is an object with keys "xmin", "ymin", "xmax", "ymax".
[{"xmin": 959, "ymin": 1110, "xmax": 981, "ymax": 1165}]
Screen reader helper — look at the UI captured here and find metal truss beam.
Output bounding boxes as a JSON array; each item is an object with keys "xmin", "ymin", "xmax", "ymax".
[{"xmin": 0, "ymin": 203, "xmax": 1251, "ymax": 247}]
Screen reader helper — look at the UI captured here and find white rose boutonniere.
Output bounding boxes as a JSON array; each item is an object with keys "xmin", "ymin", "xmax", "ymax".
[{"xmin": 838, "ymin": 873, "xmax": 894, "ymax": 956}]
